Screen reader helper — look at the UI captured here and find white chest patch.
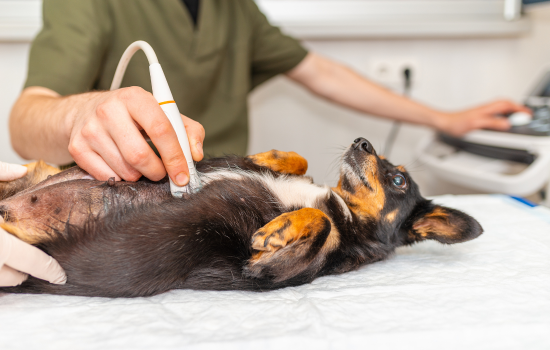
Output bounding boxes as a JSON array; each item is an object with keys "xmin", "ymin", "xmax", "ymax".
[
  {"xmin": 201, "ymin": 169, "xmax": 326, "ymax": 209},
  {"xmin": 202, "ymin": 169, "xmax": 352, "ymax": 221},
  {"xmin": 261, "ymin": 174, "xmax": 330, "ymax": 209}
]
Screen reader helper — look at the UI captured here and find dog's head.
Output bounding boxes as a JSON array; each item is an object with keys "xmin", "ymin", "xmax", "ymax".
[{"xmin": 333, "ymin": 137, "xmax": 482, "ymax": 246}]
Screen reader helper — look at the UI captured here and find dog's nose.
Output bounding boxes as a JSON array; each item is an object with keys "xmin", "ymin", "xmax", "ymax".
[{"xmin": 353, "ymin": 137, "xmax": 373, "ymax": 153}]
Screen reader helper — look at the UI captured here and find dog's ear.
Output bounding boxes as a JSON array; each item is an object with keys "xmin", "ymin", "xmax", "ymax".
[{"xmin": 411, "ymin": 205, "xmax": 483, "ymax": 244}]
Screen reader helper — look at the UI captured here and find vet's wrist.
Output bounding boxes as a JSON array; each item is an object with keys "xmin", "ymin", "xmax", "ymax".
[{"xmin": 428, "ymin": 111, "xmax": 453, "ymax": 133}]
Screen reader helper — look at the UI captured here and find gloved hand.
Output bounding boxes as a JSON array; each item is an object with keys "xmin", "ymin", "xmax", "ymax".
[
  {"xmin": 0, "ymin": 161, "xmax": 27, "ymax": 181},
  {"xmin": 0, "ymin": 161, "xmax": 67, "ymax": 287}
]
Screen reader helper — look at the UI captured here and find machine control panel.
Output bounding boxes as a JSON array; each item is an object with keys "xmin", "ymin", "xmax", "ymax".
[
  {"xmin": 506, "ymin": 71, "xmax": 550, "ymax": 136},
  {"xmin": 507, "ymin": 104, "xmax": 550, "ymax": 136}
]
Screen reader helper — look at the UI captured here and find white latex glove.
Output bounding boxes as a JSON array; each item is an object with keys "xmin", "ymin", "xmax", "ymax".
[
  {"xmin": 0, "ymin": 161, "xmax": 27, "ymax": 181},
  {"xmin": 0, "ymin": 161, "xmax": 67, "ymax": 287},
  {"xmin": 0, "ymin": 226, "xmax": 67, "ymax": 286}
]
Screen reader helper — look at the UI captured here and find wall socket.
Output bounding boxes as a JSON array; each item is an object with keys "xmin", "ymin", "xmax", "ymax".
[{"xmin": 368, "ymin": 58, "xmax": 419, "ymax": 92}]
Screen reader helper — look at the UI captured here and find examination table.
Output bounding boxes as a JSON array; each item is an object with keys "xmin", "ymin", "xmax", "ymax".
[{"xmin": 1, "ymin": 195, "xmax": 549, "ymax": 349}]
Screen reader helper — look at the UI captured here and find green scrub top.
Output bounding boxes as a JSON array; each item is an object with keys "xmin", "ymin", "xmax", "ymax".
[{"xmin": 25, "ymin": 0, "xmax": 308, "ymax": 158}]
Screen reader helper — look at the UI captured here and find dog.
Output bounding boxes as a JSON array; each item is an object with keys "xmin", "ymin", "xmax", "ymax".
[{"xmin": 0, "ymin": 137, "xmax": 483, "ymax": 297}]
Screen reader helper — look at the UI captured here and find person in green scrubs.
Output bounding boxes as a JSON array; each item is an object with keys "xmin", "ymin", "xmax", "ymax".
[{"xmin": 10, "ymin": 0, "xmax": 528, "ymax": 188}]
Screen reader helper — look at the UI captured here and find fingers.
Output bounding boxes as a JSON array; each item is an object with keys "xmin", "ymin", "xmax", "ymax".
[
  {"xmin": 474, "ymin": 115, "xmax": 511, "ymax": 132},
  {"xmin": 69, "ymin": 87, "xmax": 206, "ymax": 185},
  {"xmin": 69, "ymin": 139, "xmax": 121, "ymax": 181},
  {"xmin": 0, "ymin": 229, "xmax": 67, "ymax": 285},
  {"xmin": 0, "ymin": 162, "xmax": 27, "ymax": 181},
  {"xmin": 91, "ymin": 100, "xmax": 165, "ymax": 181},
  {"xmin": 0, "ymin": 265, "xmax": 28, "ymax": 287},
  {"xmin": 81, "ymin": 126, "xmax": 142, "ymax": 181},
  {"xmin": 472, "ymin": 99, "xmax": 531, "ymax": 132},
  {"xmin": 181, "ymin": 114, "xmax": 205, "ymax": 161},
  {"xmin": 121, "ymin": 88, "xmax": 190, "ymax": 186},
  {"xmin": 109, "ymin": 117, "xmax": 167, "ymax": 182},
  {"xmin": 70, "ymin": 88, "xmax": 168, "ymax": 182},
  {"xmin": 479, "ymin": 99, "xmax": 531, "ymax": 115},
  {"xmin": 445, "ymin": 99, "xmax": 532, "ymax": 136}
]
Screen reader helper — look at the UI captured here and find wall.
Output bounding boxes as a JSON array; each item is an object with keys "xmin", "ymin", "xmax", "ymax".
[
  {"xmin": 1, "ymin": 5, "xmax": 550, "ymax": 196},
  {"xmin": 248, "ymin": 5, "xmax": 550, "ymax": 195},
  {"xmin": 0, "ymin": 42, "xmax": 28, "ymax": 164}
]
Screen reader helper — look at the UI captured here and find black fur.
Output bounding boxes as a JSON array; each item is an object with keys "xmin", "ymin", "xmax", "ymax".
[{"xmin": 0, "ymin": 146, "xmax": 483, "ymax": 297}]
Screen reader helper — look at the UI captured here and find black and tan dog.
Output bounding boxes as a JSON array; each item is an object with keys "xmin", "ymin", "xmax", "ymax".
[{"xmin": 0, "ymin": 137, "xmax": 482, "ymax": 297}]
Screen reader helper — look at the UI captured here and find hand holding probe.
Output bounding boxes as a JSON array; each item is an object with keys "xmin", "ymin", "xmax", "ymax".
[{"xmin": 110, "ymin": 41, "xmax": 202, "ymax": 197}]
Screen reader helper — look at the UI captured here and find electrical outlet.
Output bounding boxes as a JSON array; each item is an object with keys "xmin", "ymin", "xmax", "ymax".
[{"xmin": 369, "ymin": 58, "xmax": 419, "ymax": 92}]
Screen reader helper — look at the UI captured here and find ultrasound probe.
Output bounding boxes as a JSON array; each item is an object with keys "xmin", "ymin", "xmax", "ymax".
[{"xmin": 110, "ymin": 41, "xmax": 202, "ymax": 197}]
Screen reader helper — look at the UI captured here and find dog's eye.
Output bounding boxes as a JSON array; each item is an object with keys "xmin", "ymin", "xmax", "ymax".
[{"xmin": 392, "ymin": 174, "xmax": 406, "ymax": 188}]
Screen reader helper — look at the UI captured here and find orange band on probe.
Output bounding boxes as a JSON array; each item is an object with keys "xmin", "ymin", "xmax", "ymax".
[{"xmin": 159, "ymin": 100, "xmax": 175, "ymax": 106}]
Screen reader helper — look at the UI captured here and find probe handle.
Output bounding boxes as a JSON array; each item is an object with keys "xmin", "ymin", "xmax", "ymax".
[
  {"xmin": 149, "ymin": 63, "xmax": 201, "ymax": 197},
  {"xmin": 160, "ymin": 102, "xmax": 202, "ymax": 196}
]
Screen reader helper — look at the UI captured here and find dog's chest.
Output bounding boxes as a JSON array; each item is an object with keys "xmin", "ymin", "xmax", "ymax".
[{"xmin": 202, "ymin": 170, "xmax": 330, "ymax": 210}]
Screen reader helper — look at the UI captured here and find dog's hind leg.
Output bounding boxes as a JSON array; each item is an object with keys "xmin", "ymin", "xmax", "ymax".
[
  {"xmin": 0, "ymin": 161, "xmax": 60, "ymax": 200},
  {"xmin": 246, "ymin": 150, "xmax": 308, "ymax": 175},
  {"xmin": 245, "ymin": 208, "xmax": 340, "ymax": 284}
]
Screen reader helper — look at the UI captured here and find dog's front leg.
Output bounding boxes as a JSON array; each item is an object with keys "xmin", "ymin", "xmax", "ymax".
[{"xmin": 246, "ymin": 150, "xmax": 308, "ymax": 175}]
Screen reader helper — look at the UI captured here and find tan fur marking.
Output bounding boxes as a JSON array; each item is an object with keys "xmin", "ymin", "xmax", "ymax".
[
  {"xmin": 0, "ymin": 161, "xmax": 61, "ymax": 200},
  {"xmin": 24, "ymin": 161, "xmax": 61, "ymax": 185},
  {"xmin": 250, "ymin": 208, "xmax": 339, "ymax": 261},
  {"xmin": 247, "ymin": 150, "xmax": 308, "ymax": 175},
  {"xmin": 0, "ymin": 161, "xmax": 60, "ymax": 244},
  {"xmin": 0, "ymin": 222, "xmax": 45, "ymax": 245},
  {"xmin": 385, "ymin": 209, "xmax": 399, "ymax": 223},
  {"xmin": 396, "ymin": 165, "xmax": 406, "ymax": 173},
  {"xmin": 333, "ymin": 156, "xmax": 386, "ymax": 219},
  {"xmin": 413, "ymin": 207, "xmax": 455, "ymax": 238},
  {"xmin": 323, "ymin": 224, "xmax": 340, "ymax": 253}
]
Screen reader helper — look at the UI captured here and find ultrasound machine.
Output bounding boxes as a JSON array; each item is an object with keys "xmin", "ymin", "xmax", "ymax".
[{"xmin": 417, "ymin": 69, "xmax": 550, "ymax": 204}]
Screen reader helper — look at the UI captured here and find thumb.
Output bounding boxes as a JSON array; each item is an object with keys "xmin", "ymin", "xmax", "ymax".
[
  {"xmin": 0, "ymin": 162, "xmax": 28, "ymax": 181},
  {"xmin": 0, "ymin": 228, "xmax": 67, "ymax": 285},
  {"xmin": 0, "ymin": 265, "xmax": 28, "ymax": 287}
]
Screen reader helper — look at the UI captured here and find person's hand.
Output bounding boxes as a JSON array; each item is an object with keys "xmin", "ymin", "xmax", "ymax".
[
  {"xmin": 0, "ymin": 226, "xmax": 67, "ymax": 287},
  {"xmin": 0, "ymin": 161, "xmax": 27, "ymax": 181},
  {"xmin": 68, "ymin": 87, "xmax": 205, "ymax": 184},
  {"xmin": 436, "ymin": 100, "xmax": 531, "ymax": 137},
  {"xmin": 0, "ymin": 161, "xmax": 66, "ymax": 287}
]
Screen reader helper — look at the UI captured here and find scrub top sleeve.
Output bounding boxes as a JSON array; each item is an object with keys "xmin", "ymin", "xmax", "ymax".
[
  {"xmin": 24, "ymin": 0, "xmax": 111, "ymax": 96},
  {"xmin": 247, "ymin": 0, "xmax": 309, "ymax": 89}
]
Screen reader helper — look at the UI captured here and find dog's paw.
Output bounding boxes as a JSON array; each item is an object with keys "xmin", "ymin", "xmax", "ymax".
[
  {"xmin": 247, "ymin": 150, "xmax": 308, "ymax": 175},
  {"xmin": 251, "ymin": 220, "xmax": 292, "ymax": 253},
  {"xmin": 251, "ymin": 208, "xmax": 326, "ymax": 254},
  {"xmin": 246, "ymin": 208, "xmax": 335, "ymax": 282}
]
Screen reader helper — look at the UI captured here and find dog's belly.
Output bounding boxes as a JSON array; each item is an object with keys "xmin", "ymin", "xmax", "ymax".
[
  {"xmin": 0, "ymin": 165, "xmax": 347, "ymax": 247},
  {"xmin": 0, "ymin": 168, "xmax": 171, "ymax": 244}
]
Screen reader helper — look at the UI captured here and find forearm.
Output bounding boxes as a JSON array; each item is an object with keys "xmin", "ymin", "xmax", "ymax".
[
  {"xmin": 287, "ymin": 53, "xmax": 444, "ymax": 129},
  {"xmin": 10, "ymin": 87, "xmax": 95, "ymax": 164}
]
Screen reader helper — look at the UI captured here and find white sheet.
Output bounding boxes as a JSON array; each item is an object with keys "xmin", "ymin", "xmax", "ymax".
[{"xmin": 1, "ymin": 195, "xmax": 549, "ymax": 350}]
